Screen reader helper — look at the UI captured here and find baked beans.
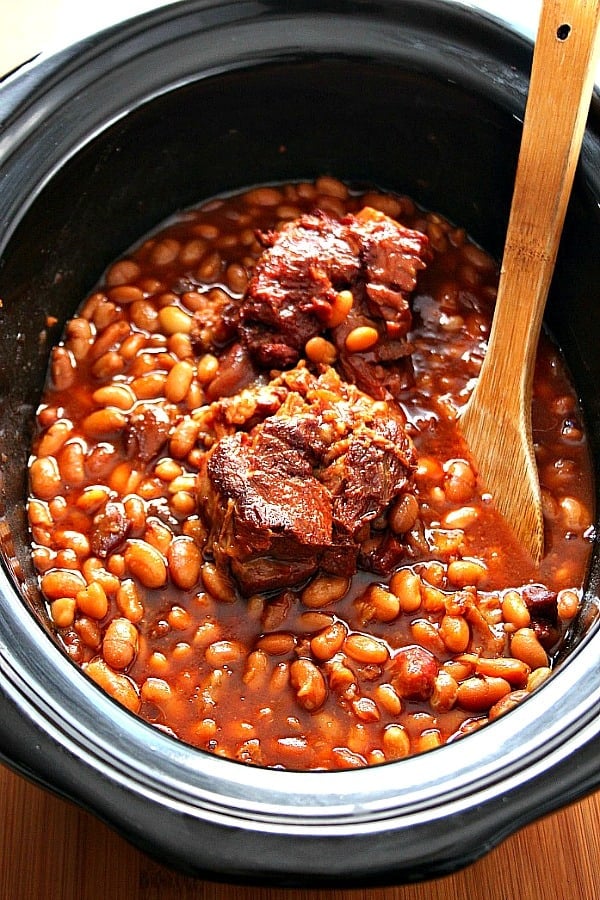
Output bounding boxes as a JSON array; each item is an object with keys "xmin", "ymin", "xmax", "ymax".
[{"xmin": 27, "ymin": 179, "xmax": 594, "ymax": 770}]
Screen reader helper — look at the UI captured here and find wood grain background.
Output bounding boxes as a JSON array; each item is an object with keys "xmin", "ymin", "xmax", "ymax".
[{"xmin": 1, "ymin": 762, "xmax": 599, "ymax": 899}]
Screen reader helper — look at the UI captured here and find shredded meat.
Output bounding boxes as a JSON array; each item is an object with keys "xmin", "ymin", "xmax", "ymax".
[
  {"xmin": 90, "ymin": 501, "xmax": 131, "ymax": 558},
  {"xmin": 238, "ymin": 207, "xmax": 432, "ymax": 397},
  {"xmin": 126, "ymin": 403, "xmax": 173, "ymax": 463},
  {"xmin": 187, "ymin": 285, "xmax": 239, "ymax": 354},
  {"xmin": 197, "ymin": 365, "xmax": 417, "ymax": 595}
]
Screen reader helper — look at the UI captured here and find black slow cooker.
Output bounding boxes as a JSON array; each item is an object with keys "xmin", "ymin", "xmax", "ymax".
[{"xmin": 0, "ymin": 0, "xmax": 599, "ymax": 886}]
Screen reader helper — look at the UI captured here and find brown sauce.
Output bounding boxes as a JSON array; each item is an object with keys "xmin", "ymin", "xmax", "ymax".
[{"xmin": 27, "ymin": 177, "xmax": 595, "ymax": 770}]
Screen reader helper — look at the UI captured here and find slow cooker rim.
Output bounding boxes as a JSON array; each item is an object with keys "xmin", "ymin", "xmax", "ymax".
[
  {"xmin": 0, "ymin": 0, "xmax": 599, "ymax": 857},
  {"xmin": 0, "ymin": 0, "xmax": 537, "ymax": 246},
  {"xmin": 2, "ymin": 550, "xmax": 600, "ymax": 833}
]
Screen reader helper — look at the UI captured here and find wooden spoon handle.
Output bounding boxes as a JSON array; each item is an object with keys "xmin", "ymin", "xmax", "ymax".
[
  {"xmin": 487, "ymin": 0, "xmax": 600, "ymax": 411},
  {"xmin": 460, "ymin": 0, "xmax": 600, "ymax": 563}
]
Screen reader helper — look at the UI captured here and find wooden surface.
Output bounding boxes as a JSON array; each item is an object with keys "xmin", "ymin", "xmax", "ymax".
[
  {"xmin": 2, "ymin": 2, "xmax": 600, "ymax": 899},
  {"xmin": 1, "ymin": 760, "xmax": 600, "ymax": 899}
]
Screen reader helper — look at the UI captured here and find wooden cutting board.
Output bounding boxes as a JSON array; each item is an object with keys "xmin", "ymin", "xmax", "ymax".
[{"xmin": 1, "ymin": 762, "xmax": 599, "ymax": 899}]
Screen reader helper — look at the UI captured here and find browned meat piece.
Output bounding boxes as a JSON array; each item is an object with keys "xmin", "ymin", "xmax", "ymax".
[
  {"xmin": 389, "ymin": 646, "xmax": 438, "ymax": 700},
  {"xmin": 197, "ymin": 366, "xmax": 417, "ymax": 596},
  {"xmin": 201, "ymin": 430, "xmax": 331, "ymax": 594},
  {"xmin": 325, "ymin": 426, "xmax": 411, "ymax": 537},
  {"xmin": 353, "ymin": 207, "xmax": 431, "ymax": 301},
  {"xmin": 238, "ymin": 207, "xmax": 432, "ymax": 398},
  {"xmin": 334, "ymin": 208, "xmax": 432, "ymax": 398},
  {"xmin": 90, "ymin": 501, "xmax": 131, "ymax": 558},
  {"xmin": 126, "ymin": 403, "xmax": 173, "ymax": 462},
  {"xmin": 187, "ymin": 285, "xmax": 239, "ymax": 353},
  {"xmin": 522, "ymin": 585, "xmax": 561, "ymax": 649},
  {"xmin": 522, "ymin": 584, "xmax": 557, "ymax": 617},
  {"xmin": 239, "ymin": 212, "xmax": 360, "ymax": 368}
]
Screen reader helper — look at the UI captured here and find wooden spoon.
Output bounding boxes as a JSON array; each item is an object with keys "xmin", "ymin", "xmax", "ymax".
[{"xmin": 459, "ymin": 0, "xmax": 600, "ymax": 565}]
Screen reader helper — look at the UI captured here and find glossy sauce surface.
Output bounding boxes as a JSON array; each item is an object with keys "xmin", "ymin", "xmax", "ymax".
[{"xmin": 27, "ymin": 178, "xmax": 594, "ymax": 769}]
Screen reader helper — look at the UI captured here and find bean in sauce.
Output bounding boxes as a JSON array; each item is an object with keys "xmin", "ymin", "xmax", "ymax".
[{"xmin": 27, "ymin": 178, "xmax": 594, "ymax": 770}]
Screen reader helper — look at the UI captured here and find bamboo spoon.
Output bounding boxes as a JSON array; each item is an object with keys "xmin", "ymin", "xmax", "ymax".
[{"xmin": 459, "ymin": 0, "xmax": 600, "ymax": 565}]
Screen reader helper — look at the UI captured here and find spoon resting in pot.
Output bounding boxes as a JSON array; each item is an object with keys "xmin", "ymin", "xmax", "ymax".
[{"xmin": 459, "ymin": 0, "xmax": 600, "ymax": 565}]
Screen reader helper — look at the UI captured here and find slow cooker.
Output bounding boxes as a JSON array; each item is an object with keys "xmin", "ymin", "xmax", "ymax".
[{"xmin": 0, "ymin": 0, "xmax": 599, "ymax": 885}]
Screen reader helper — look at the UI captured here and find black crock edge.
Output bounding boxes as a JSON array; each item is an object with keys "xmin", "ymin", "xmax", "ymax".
[{"xmin": 0, "ymin": 0, "xmax": 599, "ymax": 883}]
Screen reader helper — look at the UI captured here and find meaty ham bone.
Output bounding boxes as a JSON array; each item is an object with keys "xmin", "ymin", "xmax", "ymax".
[{"xmin": 197, "ymin": 366, "xmax": 418, "ymax": 596}]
